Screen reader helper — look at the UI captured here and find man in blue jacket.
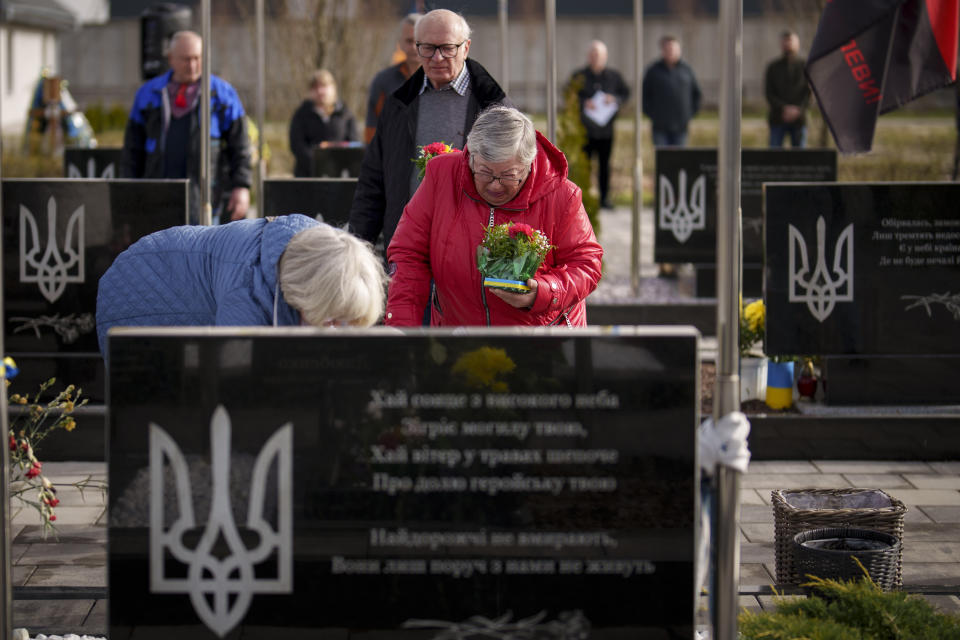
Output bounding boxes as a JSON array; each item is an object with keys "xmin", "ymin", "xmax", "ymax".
[{"xmin": 121, "ymin": 30, "xmax": 252, "ymax": 225}]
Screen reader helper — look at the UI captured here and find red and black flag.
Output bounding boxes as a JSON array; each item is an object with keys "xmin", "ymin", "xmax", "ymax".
[{"xmin": 806, "ymin": 0, "xmax": 959, "ymax": 153}]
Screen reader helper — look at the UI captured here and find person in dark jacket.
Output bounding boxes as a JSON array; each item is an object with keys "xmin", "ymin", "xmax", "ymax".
[
  {"xmin": 96, "ymin": 214, "xmax": 387, "ymax": 354},
  {"xmin": 348, "ymin": 9, "xmax": 511, "ymax": 252},
  {"xmin": 642, "ymin": 35, "xmax": 702, "ymax": 147},
  {"xmin": 364, "ymin": 13, "xmax": 421, "ymax": 144},
  {"xmin": 289, "ymin": 69, "xmax": 360, "ymax": 177},
  {"xmin": 571, "ymin": 40, "xmax": 631, "ymax": 209},
  {"xmin": 386, "ymin": 106, "xmax": 602, "ymax": 327},
  {"xmin": 120, "ymin": 31, "xmax": 252, "ymax": 225},
  {"xmin": 765, "ymin": 30, "xmax": 811, "ymax": 148}
]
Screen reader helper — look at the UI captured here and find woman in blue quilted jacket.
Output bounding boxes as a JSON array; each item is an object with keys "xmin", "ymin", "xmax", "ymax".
[{"xmin": 95, "ymin": 214, "xmax": 386, "ymax": 355}]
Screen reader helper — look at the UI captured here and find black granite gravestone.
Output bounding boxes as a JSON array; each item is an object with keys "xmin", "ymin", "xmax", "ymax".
[
  {"xmin": 2, "ymin": 179, "xmax": 189, "ymax": 404},
  {"xmin": 261, "ymin": 178, "xmax": 357, "ymax": 229},
  {"xmin": 312, "ymin": 145, "xmax": 365, "ymax": 178},
  {"xmin": 63, "ymin": 147, "xmax": 125, "ymax": 179},
  {"xmin": 765, "ymin": 183, "xmax": 960, "ymax": 404},
  {"xmin": 108, "ymin": 327, "xmax": 699, "ymax": 639},
  {"xmin": 656, "ymin": 148, "xmax": 836, "ymax": 297}
]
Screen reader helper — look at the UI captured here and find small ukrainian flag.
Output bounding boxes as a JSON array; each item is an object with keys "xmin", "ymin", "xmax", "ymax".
[{"xmin": 483, "ymin": 278, "xmax": 531, "ymax": 292}]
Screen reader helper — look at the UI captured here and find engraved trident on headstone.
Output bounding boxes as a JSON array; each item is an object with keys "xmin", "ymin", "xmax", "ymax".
[
  {"xmin": 19, "ymin": 196, "xmax": 85, "ymax": 303},
  {"xmin": 150, "ymin": 405, "xmax": 293, "ymax": 637},
  {"xmin": 658, "ymin": 169, "xmax": 706, "ymax": 243},
  {"xmin": 67, "ymin": 157, "xmax": 116, "ymax": 179},
  {"xmin": 788, "ymin": 216, "xmax": 854, "ymax": 322}
]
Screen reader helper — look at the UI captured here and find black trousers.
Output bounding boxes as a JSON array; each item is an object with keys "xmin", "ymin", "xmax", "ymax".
[{"xmin": 583, "ymin": 137, "xmax": 613, "ymax": 204}]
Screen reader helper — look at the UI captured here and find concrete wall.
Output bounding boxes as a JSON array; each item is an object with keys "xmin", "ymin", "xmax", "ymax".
[{"xmin": 1, "ymin": 25, "xmax": 60, "ymax": 134}]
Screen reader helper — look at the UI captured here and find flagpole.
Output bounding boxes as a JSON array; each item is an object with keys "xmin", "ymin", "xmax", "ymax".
[
  {"xmin": 499, "ymin": 0, "xmax": 509, "ymax": 96},
  {"xmin": 0, "ymin": 73, "xmax": 12, "ymax": 640},
  {"xmin": 200, "ymin": 0, "xmax": 212, "ymax": 225},
  {"xmin": 256, "ymin": 0, "xmax": 265, "ymax": 219},
  {"xmin": 631, "ymin": 0, "xmax": 643, "ymax": 295},
  {"xmin": 545, "ymin": 0, "xmax": 556, "ymax": 143},
  {"xmin": 714, "ymin": 0, "xmax": 743, "ymax": 638}
]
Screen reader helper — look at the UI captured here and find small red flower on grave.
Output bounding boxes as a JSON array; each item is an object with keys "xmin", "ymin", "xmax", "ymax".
[
  {"xmin": 8, "ymin": 435, "xmax": 15, "ymax": 451},
  {"xmin": 509, "ymin": 222, "xmax": 535, "ymax": 240},
  {"xmin": 43, "ymin": 496, "xmax": 60, "ymax": 507},
  {"xmin": 48, "ymin": 515, "xmax": 56, "ymax": 522},
  {"xmin": 25, "ymin": 461, "xmax": 42, "ymax": 478}
]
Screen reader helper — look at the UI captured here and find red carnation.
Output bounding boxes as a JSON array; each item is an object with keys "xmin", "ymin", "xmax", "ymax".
[
  {"xmin": 49, "ymin": 515, "xmax": 56, "ymax": 522},
  {"xmin": 509, "ymin": 223, "xmax": 535, "ymax": 240},
  {"xmin": 8, "ymin": 435, "xmax": 15, "ymax": 451},
  {"xmin": 25, "ymin": 462, "xmax": 42, "ymax": 478},
  {"xmin": 423, "ymin": 142, "xmax": 449, "ymax": 155}
]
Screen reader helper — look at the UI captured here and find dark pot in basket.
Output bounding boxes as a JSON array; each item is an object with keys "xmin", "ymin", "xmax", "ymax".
[{"xmin": 793, "ymin": 527, "xmax": 901, "ymax": 592}]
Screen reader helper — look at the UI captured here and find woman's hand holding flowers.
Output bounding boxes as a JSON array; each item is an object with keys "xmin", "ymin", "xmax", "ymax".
[{"xmin": 489, "ymin": 278, "xmax": 538, "ymax": 309}]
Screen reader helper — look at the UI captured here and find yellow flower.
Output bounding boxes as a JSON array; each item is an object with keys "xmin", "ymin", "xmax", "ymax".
[
  {"xmin": 452, "ymin": 347, "xmax": 516, "ymax": 390},
  {"xmin": 62, "ymin": 417, "xmax": 76, "ymax": 432},
  {"xmin": 744, "ymin": 300, "xmax": 765, "ymax": 332}
]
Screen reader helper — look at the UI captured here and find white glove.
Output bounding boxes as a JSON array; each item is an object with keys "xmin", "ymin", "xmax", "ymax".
[{"xmin": 698, "ymin": 411, "xmax": 751, "ymax": 475}]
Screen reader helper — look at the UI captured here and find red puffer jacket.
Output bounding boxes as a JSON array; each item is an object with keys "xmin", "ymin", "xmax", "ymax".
[{"xmin": 386, "ymin": 131, "xmax": 603, "ymax": 327}]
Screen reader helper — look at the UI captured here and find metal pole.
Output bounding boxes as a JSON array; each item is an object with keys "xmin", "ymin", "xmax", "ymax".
[
  {"xmin": 498, "ymin": 0, "xmax": 509, "ymax": 95},
  {"xmin": 713, "ymin": 0, "xmax": 743, "ymax": 639},
  {"xmin": 631, "ymin": 0, "xmax": 644, "ymax": 295},
  {"xmin": 200, "ymin": 0, "xmax": 212, "ymax": 225},
  {"xmin": 0, "ymin": 72, "xmax": 12, "ymax": 640},
  {"xmin": 545, "ymin": 0, "xmax": 556, "ymax": 143},
  {"xmin": 256, "ymin": 0, "xmax": 266, "ymax": 218}
]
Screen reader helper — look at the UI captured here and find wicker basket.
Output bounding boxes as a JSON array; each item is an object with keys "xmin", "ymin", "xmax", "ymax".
[
  {"xmin": 794, "ymin": 527, "xmax": 901, "ymax": 591},
  {"xmin": 772, "ymin": 488, "xmax": 906, "ymax": 587}
]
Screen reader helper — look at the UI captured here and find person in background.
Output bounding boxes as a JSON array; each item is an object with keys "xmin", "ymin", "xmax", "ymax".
[
  {"xmin": 571, "ymin": 40, "xmax": 630, "ymax": 209},
  {"xmin": 385, "ymin": 106, "xmax": 602, "ymax": 327},
  {"xmin": 765, "ymin": 30, "xmax": 811, "ymax": 148},
  {"xmin": 96, "ymin": 215, "xmax": 386, "ymax": 355},
  {"xmin": 642, "ymin": 35, "xmax": 701, "ymax": 147},
  {"xmin": 349, "ymin": 9, "xmax": 511, "ymax": 252},
  {"xmin": 289, "ymin": 69, "xmax": 360, "ymax": 177},
  {"xmin": 121, "ymin": 30, "xmax": 251, "ymax": 224},
  {"xmin": 364, "ymin": 13, "xmax": 422, "ymax": 144}
]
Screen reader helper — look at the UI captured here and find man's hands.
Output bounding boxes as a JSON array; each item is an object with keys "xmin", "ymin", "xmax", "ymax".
[
  {"xmin": 782, "ymin": 104, "xmax": 802, "ymax": 123},
  {"xmin": 227, "ymin": 187, "xmax": 251, "ymax": 220},
  {"xmin": 489, "ymin": 278, "xmax": 538, "ymax": 309}
]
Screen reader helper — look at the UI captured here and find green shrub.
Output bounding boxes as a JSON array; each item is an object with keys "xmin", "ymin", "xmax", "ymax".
[
  {"xmin": 740, "ymin": 571, "xmax": 960, "ymax": 639},
  {"xmin": 557, "ymin": 74, "xmax": 600, "ymax": 236},
  {"xmin": 83, "ymin": 102, "xmax": 128, "ymax": 134}
]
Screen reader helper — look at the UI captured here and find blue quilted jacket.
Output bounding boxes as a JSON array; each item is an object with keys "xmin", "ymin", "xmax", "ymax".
[{"xmin": 96, "ymin": 214, "xmax": 319, "ymax": 354}]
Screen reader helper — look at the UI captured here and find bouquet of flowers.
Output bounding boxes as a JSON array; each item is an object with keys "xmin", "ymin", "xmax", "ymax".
[
  {"xmin": 412, "ymin": 141, "xmax": 460, "ymax": 180},
  {"xmin": 739, "ymin": 299, "xmax": 765, "ymax": 357},
  {"xmin": 476, "ymin": 222, "xmax": 553, "ymax": 293}
]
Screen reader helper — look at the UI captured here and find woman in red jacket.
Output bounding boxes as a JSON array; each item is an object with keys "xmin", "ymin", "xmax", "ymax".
[{"xmin": 386, "ymin": 105, "xmax": 603, "ymax": 326}]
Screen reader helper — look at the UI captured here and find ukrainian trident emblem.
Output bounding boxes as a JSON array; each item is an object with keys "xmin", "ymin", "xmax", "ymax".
[
  {"xmin": 67, "ymin": 157, "xmax": 116, "ymax": 179},
  {"xmin": 20, "ymin": 197, "xmax": 85, "ymax": 303},
  {"xmin": 788, "ymin": 216, "xmax": 854, "ymax": 322},
  {"xmin": 150, "ymin": 406, "xmax": 293, "ymax": 637},
  {"xmin": 658, "ymin": 169, "xmax": 706, "ymax": 243}
]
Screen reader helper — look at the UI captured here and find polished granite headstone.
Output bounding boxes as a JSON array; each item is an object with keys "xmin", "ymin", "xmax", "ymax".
[
  {"xmin": 108, "ymin": 327, "xmax": 699, "ymax": 638},
  {"xmin": 262, "ymin": 178, "xmax": 357, "ymax": 228},
  {"xmin": 764, "ymin": 183, "xmax": 960, "ymax": 356},
  {"xmin": 2, "ymin": 179, "xmax": 189, "ymax": 402},
  {"xmin": 655, "ymin": 148, "xmax": 837, "ymax": 264},
  {"xmin": 63, "ymin": 147, "xmax": 124, "ymax": 179},
  {"xmin": 312, "ymin": 146, "xmax": 365, "ymax": 178}
]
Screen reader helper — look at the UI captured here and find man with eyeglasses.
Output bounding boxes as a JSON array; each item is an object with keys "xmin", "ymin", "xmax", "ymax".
[{"xmin": 349, "ymin": 8, "xmax": 511, "ymax": 254}]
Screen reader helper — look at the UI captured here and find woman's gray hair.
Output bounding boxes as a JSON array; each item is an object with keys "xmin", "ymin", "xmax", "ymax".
[
  {"xmin": 466, "ymin": 105, "xmax": 538, "ymax": 168},
  {"xmin": 278, "ymin": 224, "xmax": 387, "ymax": 327}
]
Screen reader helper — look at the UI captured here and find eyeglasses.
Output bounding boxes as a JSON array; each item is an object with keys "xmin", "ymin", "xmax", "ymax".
[
  {"xmin": 474, "ymin": 169, "xmax": 526, "ymax": 188},
  {"xmin": 416, "ymin": 41, "xmax": 466, "ymax": 59}
]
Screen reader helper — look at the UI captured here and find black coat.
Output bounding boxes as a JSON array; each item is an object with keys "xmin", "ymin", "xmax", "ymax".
[
  {"xmin": 642, "ymin": 59, "xmax": 702, "ymax": 134},
  {"xmin": 572, "ymin": 66, "xmax": 631, "ymax": 140},
  {"xmin": 764, "ymin": 54, "xmax": 810, "ymax": 126},
  {"xmin": 288, "ymin": 99, "xmax": 359, "ymax": 177},
  {"xmin": 348, "ymin": 58, "xmax": 510, "ymax": 250}
]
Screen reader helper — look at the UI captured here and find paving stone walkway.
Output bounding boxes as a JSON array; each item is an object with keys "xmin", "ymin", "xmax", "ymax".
[{"xmin": 10, "ymin": 459, "xmax": 960, "ymax": 636}]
